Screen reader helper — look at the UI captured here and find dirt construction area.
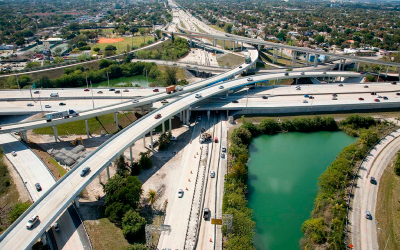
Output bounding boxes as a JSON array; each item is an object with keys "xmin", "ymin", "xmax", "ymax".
[{"xmin": 97, "ymin": 38, "xmax": 124, "ymax": 43}]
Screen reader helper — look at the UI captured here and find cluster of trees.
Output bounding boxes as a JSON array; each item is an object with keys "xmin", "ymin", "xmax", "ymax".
[
  {"xmin": 136, "ymin": 37, "xmax": 189, "ymax": 61},
  {"xmin": 301, "ymin": 115, "xmax": 389, "ymax": 249},
  {"xmin": 158, "ymin": 132, "xmax": 172, "ymax": 151},
  {"xmin": 114, "ymin": 151, "xmax": 152, "ymax": 178}
]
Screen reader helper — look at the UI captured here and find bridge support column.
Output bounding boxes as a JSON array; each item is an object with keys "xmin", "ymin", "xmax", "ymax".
[
  {"xmin": 227, "ymin": 110, "xmax": 229, "ymax": 117},
  {"xmin": 292, "ymin": 51, "xmax": 296, "ymax": 68},
  {"xmin": 75, "ymin": 196, "xmax": 80, "ymax": 208},
  {"xmin": 186, "ymin": 108, "xmax": 190, "ymax": 125},
  {"xmin": 338, "ymin": 59, "xmax": 342, "ymax": 71},
  {"xmin": 213, "ymin": 38, "xmax": 216, "ymax": 46},
  {"xmin": 342, "ymin": 59, "xmax": 346, "ymax": 71},
  {"xmin": 99, "ymin": 173, "xmax": 101, "ymax": 184},
  {"xmin": 169, "ymin": 118, "xmax": 172, "ymax": 133},
  {"xmin": 85, "ymin": 119, "xmax": 90, "ymax": 138},
  {"xmin": 230, "ymin": 41, "xmax": 232, "ymax": 50},
  {"xmin": 280, "ymin": 48, "xmax": 283, "ymax": 58},
  {"xmin": 182, "ymin": 110, "xmax": 185, "ymax": 124},
  {"xmin": 21, "ymin": 131, "xmax": 28, "ymax": 143},
  {"xmin": 143, "ymin": 136, "xmax": 145, "ymax": 147},
  {"xmin": 314, "ymin": 54, "xmax": 318, "ymax": 67},
  {"xmin": 150, "ymin": 131, "xmax": 153, "ymax": 150},
  {"xmin": 52, "ymin": 126, "xmax": 58, "ymax": 142},
  {"xmin": 114, "ymin": 112, "xmax": 119, "ymax": 131},
  {"xmin": 148, "ymin": 105, "xmax": 151, "ymax": 113},
  {"xmin": 223, "ymin": 40, "xmax": 225, "ymax": 49},
  {"xmin": 385, "ymin": 66, "xmax": 389, "ymax": 78},
  {"xmin": 241, "ymin": 42, "xmax": 243, "ymax": 51},
  {"xmin": 189, "ymin": 38, "xmax": 193, "ymax": 47},
  {"xmin": 207, "ymin": 110, "xmax": 210, "ymax": 120},
  {"xmin": 162, "ymin": 122, "xmax": 165, "ymax": 133},
  {"xmin": 130, "ymin": 145, "xmax": 133, "ymax": 167},
  {"xmin": 356, "ymin": 62, "xmax": 360, "ymax": 72},
  {"xmin": 106, "ymin": 165, "xmax": 110, "ymax": 180},
  {"xmin": 295, "ymin": 78, "xmax": 298, "ymax": 85},
  {"xmin": 370, "ymin": 63, "xmax": 372, "ymax": 73}
]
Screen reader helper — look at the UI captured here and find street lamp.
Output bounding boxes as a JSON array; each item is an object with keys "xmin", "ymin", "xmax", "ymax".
[
  {"xmin": 90, "ymin": 81, "xmax": 95, "ymax": 108},
  {"xmin": 39, "ymin": 88, "xmax": 44, "ymax": 116}
]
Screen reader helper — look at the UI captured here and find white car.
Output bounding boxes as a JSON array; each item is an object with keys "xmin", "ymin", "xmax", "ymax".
[
  {"xmin": 11, "ymin": 151, "xmax": 17, "ymax": 157},
  {"xmin": 303, "ymin": 100, "xmax": 308, "ymax": 103},
  {"xmin": 45, "ymin": 105, "xmax": 51, "ymax": 108},
  {"xmin": 222, "ymin": 147, "xmax": 226, "ymax": 153},
  {"xmin": 26, "ymin": 215, "xmax": 39, "ymax": 229},
  {"xmin": 247, "ymin": 77, "xmax": 253, "ymax": 81},
  {"xmin": 219, "ymin": 85, "xmax": 224, "ymax": 89},
  {"xmin": 210, "ymin": 170, "xmax": 215, "ymax": 178},
  {"xmin": 178, "ymin": 189, "xmax": 184, "ymax": 198},
  {"xmin": 195, "ymin": 93, "xmax": 202, "ymax": 98},
  {"xmin": 53, "ymin": 222, "xmax": 60, "ymax": 232},
  {"xmin": 132, "ymin": 99, "xmax": 139, "ymax": 103}
]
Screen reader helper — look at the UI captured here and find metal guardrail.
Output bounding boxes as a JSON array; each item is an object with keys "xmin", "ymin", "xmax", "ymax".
[{"xmin": 344, "ymin": 125, "xmax": 398, "ymax": 249}]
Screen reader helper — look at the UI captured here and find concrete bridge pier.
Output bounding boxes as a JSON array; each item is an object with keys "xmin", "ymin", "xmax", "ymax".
[
  {"xmin": 356, "ymin": 62, "xmax": 360, "ymax": 72},
  {"xmin": 226, "ymin": 110, "xmax": 229, "ymax": 117},
  {"xmin": 21, "ymin": 131, "xmax": 28, "ymax": 143},
  {"xmin": 207, "ymin": 110, "xmax": 210, "ymax": 120},
  {"xmin": 342, "ymin": 59, "xmax": 346, "ymax": 71},
  {"xmin": 280, "ymin": 48, "xmax": 283, "ymax": 58},
  {"xmin": 162, "ymin": 122, "xmax": 165, "ymax": 133},
  {"xmin": 258, "ymin": 44, "xmax": 261, "ymax": 51},
  {"xmin": 169, "ymin": 118, "xmax": 172, "ymax": 133},
  {"xmin": 314, "ymin": 54, "xmax": 318, "ymax": 67},
  {"xmin": 74, "ymin": 196, "xmax": 80, "ymax": 208},
  {"xmin": 150, "ymin": 131, "xmax": 154, "ymax": 150},
  {"xmin": 241, "ymin": 42, "xmax": 243, "ymax": 51},
  {"xmin": 186, "ymin": 108, "xmax": 190, "ymax": 125},
  {"xmin": 114, "ymin": 112, "xmax": 119, "ymax": 131},
  {"xmin": 141, "ymin": 107, "xmax": 144, "ymax": 115},
  {"xmin": 52, "ymin": 126, "xmax": 58, "ymax": 143},
  {"xmin": 130, "ymin": 144, "xmax": 133, "ymax": 167},
  {"xmin": 143, "ymin": 136, "xmax": 145, "ymax": 147},
  {"xmin": 385, "ymin": 66, "xmax": 389, "ymax": 78},
  {"xmin": 106, "ymin": 165, "xmax": 110, "ymax": 180},
  {"xmin": 338, "ymin": 59, "xmax": 342, "ymax": 71},
  {"xmin": 305, "ymin": 53, "xmax": 309, "ymax": 66},
  {"xmin": 85, "ymin": 119, "xmax": 90, "ymax": 138},
  {"xmin": 291, "ymin": 51, "xmax": 296, "ymax": 68},
  {"xmin": 230, "ymin": 41, "xmax": 232, "ymax": 50}
]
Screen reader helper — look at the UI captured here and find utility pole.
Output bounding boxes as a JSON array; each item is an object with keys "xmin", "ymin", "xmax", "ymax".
[{"xmin": 90, "ymin": 81, "xmax": 95, "ymax": 108}]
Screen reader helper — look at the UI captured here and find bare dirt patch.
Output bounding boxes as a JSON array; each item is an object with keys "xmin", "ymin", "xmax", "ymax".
[{"xmin": 97, "ymin": 38, "xmax": 124, "ymax": 43}]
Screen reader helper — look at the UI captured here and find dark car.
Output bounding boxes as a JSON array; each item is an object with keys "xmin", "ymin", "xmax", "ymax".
[
  {"xmin": 109, "ymin": 88, "xmax": 115, "ymax": 91},
  {"xmin": 371, "ymin": 92, "xmax": 377, "ymax": 95},
  {"xmin": 231, "ymin": 100, "xmax": 239, "ymax": 103},
  {"xmin": 249, "ymin": 86, "xmax": 255, "ymax": 90},
  {"xmin": 34, "ymin": 91, "xmax": 40, "ymax": 94},
  {"xmin": 383, "ymin": 96, "xmax": 388, "ymax": 100},
  {"xmin": 365, "ymin": 210, "xmax": 372, "ymax": 220},
  {"xmin": 391, "ymin": 81, "xmax": 397, "ymax": 85},
  {"xmin": 374, "ymin": 99, "xmax": 380, "ymax": 102},
  {"xmin": 358, "ymin": 98, "xmax": 364, "ymax": 101},
  {"xmin": 84, "ymin": 88, "xmax": 89, "ymax": 91},
  {"xmin": 284, "ymin": 72, "xmax": 289, "ymax": 76},
  {"xmin": 35, "ymin": 183, "xmax": 42, "ymax": 191},
  {"xmin": 262, "ymin": 96, "xmax": 268, "ymax": 99},
  {"xmin": 338, "ymin": 84, "xmax": 344, "ymax": 87},
  {"xmin": 59, "ymin": 102, "xmax": 66, "ymax": 106},
  {"xmin": 308, "ymin": 96, "xmax": 314, "ymax": 99},
  {"xmin": 80, "ymin": 166, "xmax": 91, "ymax": 177},
  {"xmin": 370, "ymin": 177, "xmax": 376, "ymax": 184},
  {"xmin": 97, "ymin": 91, "xmax": 103, "ymax": 94},
  {"xmin": 153, "ymin": 89, "xmax": 159, "ymax": 92},
  {"xmin": 154, "ymin": 113, "xmax": 161, "ymax": 119},
  {"xmin": 203, "ymin": 207, "xmax": 210, "ymax": 219},
  {"xmin": 396, "ymin": 93, "xmax": 400, "ymax": 96},
  {"xmin": 115, "ymin": 90, "xmax": 120, "ymax": 94}
]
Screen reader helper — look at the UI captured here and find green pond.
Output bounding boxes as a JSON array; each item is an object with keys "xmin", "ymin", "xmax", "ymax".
[
  {"xmin": 247, "ymin": 131, "xmax": 356, "ymax": 250},
  {"xmin": 90, "ymin": 75, "xmax": 156, "ymax": 88}
]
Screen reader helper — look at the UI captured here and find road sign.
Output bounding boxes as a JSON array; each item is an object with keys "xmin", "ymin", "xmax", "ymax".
[{"xmin": 211, "ymin": 219, "xmax": 222, "ymax": 225}]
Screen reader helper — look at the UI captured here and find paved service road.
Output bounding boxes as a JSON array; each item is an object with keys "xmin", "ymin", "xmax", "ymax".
[
  {"xmin": 0, "ymin": 133, "xmax": 88, "ymax": 250},
  {"xmin": 350, "ymin": 128, "xmax": 400, "ymax": 250}
]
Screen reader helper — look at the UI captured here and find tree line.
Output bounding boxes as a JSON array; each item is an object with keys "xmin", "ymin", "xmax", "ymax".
[{"xmin": 135, "ymin": 37, "xmax": 189, "ymax": 61}]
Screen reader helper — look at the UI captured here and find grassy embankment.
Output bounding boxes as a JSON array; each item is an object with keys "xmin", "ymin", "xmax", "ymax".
[
  {"xmin": 33, "ymin": 112, "xmax": 141, "ymax": 135},
  {"xmin": 217, "ymin": 53, "xmax": 245, "ymax": 67},
  {"xmin": 375, "ymin": 152, "xmax": 400, "ymax": 250}
]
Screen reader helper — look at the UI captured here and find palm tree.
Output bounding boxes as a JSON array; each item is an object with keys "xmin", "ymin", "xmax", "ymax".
[{"xmin": 147, "ymin": 189, "xmax": 157, "ymax": 207}]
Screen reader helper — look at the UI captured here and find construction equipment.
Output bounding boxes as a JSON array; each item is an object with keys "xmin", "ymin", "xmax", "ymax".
[
  {"xmin": 199, "ymin": 132, "xmax": 212, "ymax": 143},
  {"xmin": 71, "ymin": 137, "xmax": 84, "ymax": 146}
]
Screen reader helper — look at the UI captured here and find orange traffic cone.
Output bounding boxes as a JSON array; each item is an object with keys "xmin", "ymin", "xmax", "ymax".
[
  {"xmin": 210, "ymin": 238, "xmax": 212, "ymax": 242},
  {"xmin": 186, "ymin": 187, "xmax": 188, "ymax": 190},
  {"xmin": 188, "ymin": 178, "xmax": 190, "ymax": 182},
  {"xmin": 194, "ymin": 155, "xmax": 196, "ymax": 158},
  {"xmin": 197, "ymin": 152, "xmax": 198, "ymax": 155},
  {"xmin": 190, "ymin": 170, "xmax": 192, "ymax": 174}
]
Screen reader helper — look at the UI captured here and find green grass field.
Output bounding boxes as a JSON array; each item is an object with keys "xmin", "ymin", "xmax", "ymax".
[
  {"xmin": 217, "ymin": 53, "xmax": 245, "ymax": 67},
  {"xmin": 33, "ymin": 112, "xmax": 140, "ymax": 135},
  {"xmin": 209, "ymin": 25, "xmax": 224, "ymax": 32},
  {"xmin": 157, "ymin": 65, "xmax": 186, "ymax": 79},
  {"xmin": 91, "ymin": 36, "xmax": 154, "ymax": 54}
]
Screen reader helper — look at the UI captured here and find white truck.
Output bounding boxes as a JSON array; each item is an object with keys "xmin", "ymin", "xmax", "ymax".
[{"xmin": 46, "ymin": 109, "xmax": 79, "ymax": 122}]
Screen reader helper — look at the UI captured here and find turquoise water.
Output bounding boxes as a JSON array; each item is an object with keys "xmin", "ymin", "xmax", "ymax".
[
  {"xmin": 90, "ymin": 75, "xmax": 155, "ymax": 88},
  {"xmin": 247, "ymin": 131, "xmax": 356, "ymax": 250}
]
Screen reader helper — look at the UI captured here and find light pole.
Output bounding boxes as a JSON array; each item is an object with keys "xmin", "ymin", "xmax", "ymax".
[
  {"xmin": 39, "ymin": 88, "xmax": 44, "ymax": 116},
  {"xmin": 90, "ymin": 81, "xmax": 95, "ymax": 108},
  {"xmin": 107, "ymin": 71, "xmax": 110, "ymax": 88}
]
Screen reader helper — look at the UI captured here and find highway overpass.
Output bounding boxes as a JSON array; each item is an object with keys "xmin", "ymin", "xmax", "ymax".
[{"xmin": 0, "ymin": 71, "xmax": 361, "ymax": 250}]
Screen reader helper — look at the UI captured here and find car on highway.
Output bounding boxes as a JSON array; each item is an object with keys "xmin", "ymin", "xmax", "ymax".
[
  {"xmin": 364, "ymin": 85, "xmax": 369, "ymax": 88},
  {"xmin": 371, "ymin": 92, "xmax": 377, "ymax": 95},
  {"xmin": 296, "ymin": 87, "xmax": 301, "ymax": 90},
  {"xmin": 26, "ymin": 215, "xmax": 39, "ymax": 229},
  {"xmin": 365, "ymin": 210, "xmax": 372, "ymax": 220},
  {"xmin": 284, "ymin": 72, "xmax": 289, "ymax": 76},
  {"xmin": 304, "ymin": 94, "xmax": 309, "ymax": 98},
  {"xmin": 308, "ymin": 96, "xmax": 314, "ymax": 99},
  {"xmin": 332, "ymin": 93, "xmax": 338, "ymax": 97},
  {"xmin": 109, "ymin": 88, "xmax": 115, "ymax": 91},
  {"xmin": 214, "ymin": 137, "xmax": 218, "ymax": 143},
  {"xmin": 370, "ymin": 177, "xmax": 376, "ymax": 184},
  {"xmin": 300, "ymin": 72, "xmax": 305, "ymax": 75},
  {"xmin": 153, "ymin": 89, "xmax": 159, "ymax": 92},
  {"xmin": 247, "ymin": 77, "xmax": 253, "ymax": 81},
  {"xmin": 391, "ymin": 81, "xmax": 397, "ymax": 85},
  {"xmin": 332, "ymin": 96, "xmax": 338, "ymax": 100},
  {"xmin": 178, "ymin": 189, "xmax": 184, "ymax": 198},
  {"xmin": 195, "ymin": 93, "xmax": 202, "ymax": 98},
  {"xmin": 27, "ymin": 103, "xmax": 34, "ymax": 107},
  {"xmin": 219, "ymin": 85, "xmax": 224, "ymax": 89},
  {"xmin": 396, "ymin": 93, "xmax": 400, "ymax": 96},
  {"xmin": 53, "ymin": 222, "xmax": 60, "ymax": 232},
  {"xmin": 303, "ymin": 100, "xmax": 308, "ymax": 103},
  {"xmin": 383, "ymin": 96, "xmax": 388, "ymax": 100},
  {"xmin": 115, "ymin": 90, "xmax": 120, "ymax": 94},
  {"xmin": 11, "ymin": 151, "xmax": 17, "ymax": 157},
  {"xmin": 338, "ymin": 84, "xmax": 343, "ymax": 87},
  {"xmin": 203, "ymin": 208, "xmax": 210, "ymax": 219},
  {"xmin": 132, "ymin": 99, "xmax": 139, "ymax": 103},
  {"xmin": 210, "ymin": 170, "xmax": 215, "ymax": 178},
  {"xmin": 35, "ymin": 183, "xmax": 42, "ymax": 191},
  {"xmin": 374, "ymin": 99, "xmax": 380, "ymax": 102},
  {"xmin": 377, "ymin": 95, "xmax": 383, "ymax": 98},
  {"xmin": 322, "ymin": 71, "xmax": 327, "ymax": 74},
  {"xmin": 222, "ymin": 147, "xmax": 226, "ymax": 153},
  {"xmin": 80, "ymin": 166, "xmax": 91, "ymax": 177},
  {"xmin": 358, "ymin": 97, "xmax": 364, "ymax": 101},
  {"xmin": 59, "ymin": 102, "xmax": 66, "ymax": 106},
  {"xmin": 198, "ymin": 116, "xmax": 202, "ymax": 121},
  {"xmin": 221, "ymin": 153, "xmax": 225, "ymax": 158},
  {"xmin": 84, "ymin": 88, "xmax": 89, "ymax": 91},
  {"xmin": 262, "ymin": 96, "xmax": 268, "ymax": 99},
  {"xmin": 161, "ymin": 100, "xmax": 169, "ymax": 104},
  {"xmin": 34, "ymin": 91, "xmax": 40, "ymax": 94},
  {"xmin": 45, "ymin": 105, "xmax": 51, "ymax": 108},
  {"xmin": 154, "ymin": 113, "xmax": 161, "ymax": 119},
  {"xmin": 123, "ymin": 89, "xmax": 129, "ymax": 92},
  {"xmin": 170, "ymin": 136, "xmax": 177, "ymax": 141},
  {"xmin": 239, "ymin": 65, "xmax": 242, "ymax": 68},
  {"xmin": 249, "ymin": 86, "xmax": 255, "ymax": 90},
  {"xmin": 97, "ymin": 91, "xmax": 103, "ymax": 94}
]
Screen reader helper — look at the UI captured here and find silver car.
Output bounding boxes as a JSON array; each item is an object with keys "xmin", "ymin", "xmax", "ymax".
[
  {"xmin": 178, "ymin": 189, "xmax": 184, "ymax": 198},
  {"xmin": 210, "ymin": 170, "xmax": 215, "ymax": 178}
]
